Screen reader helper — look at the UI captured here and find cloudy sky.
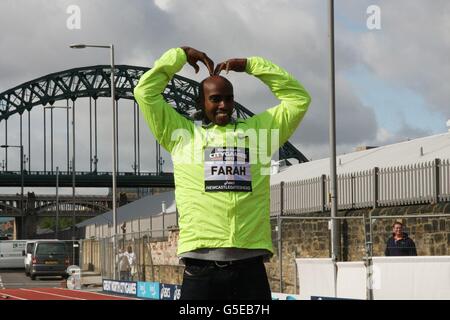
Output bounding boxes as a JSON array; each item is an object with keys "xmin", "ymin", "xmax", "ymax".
[{"xmin": 0, "ymin": 0, "xmax": 449, "ymax": 195}]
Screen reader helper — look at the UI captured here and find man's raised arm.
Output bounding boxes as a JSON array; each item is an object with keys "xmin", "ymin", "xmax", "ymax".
[
  {"xmin": 246, "ymin": 56, "xmax": 311, "ymax": 145},
  {"xmin": 133, "ymin": 47, "xmax": 213, "ymax": 153},
  {"xmin": 215, "ymin": 55, "xmax": 311, "ymax": 146}
]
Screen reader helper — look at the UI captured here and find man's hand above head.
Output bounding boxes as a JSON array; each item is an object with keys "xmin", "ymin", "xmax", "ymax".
[
  {"xmin": 180, "ymin": 46, "xmax": 214, "ymax": 76},
  {"xmin": 214, "ymin": 58, "xmax": 247, "ymax": 75}
]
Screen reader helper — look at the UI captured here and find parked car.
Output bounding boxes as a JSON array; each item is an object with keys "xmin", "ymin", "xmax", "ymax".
[{"xmin": 25, "ymin": 240, "xmax": 70, "ymax": 280}]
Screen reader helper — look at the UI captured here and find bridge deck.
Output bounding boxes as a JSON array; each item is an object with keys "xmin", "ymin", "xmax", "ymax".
[{"xmin": 0, "ymin": 171, "xmax": 174, "ymax": 188}]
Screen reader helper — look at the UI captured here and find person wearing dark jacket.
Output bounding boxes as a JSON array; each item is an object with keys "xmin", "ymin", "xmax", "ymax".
[{"xmin": 385, "ymin": 222, "xmax": 417, "ymax": 256}]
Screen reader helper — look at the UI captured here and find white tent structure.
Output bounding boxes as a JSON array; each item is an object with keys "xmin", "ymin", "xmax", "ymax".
[
  {"xmin": 77, "ymin": 191, "xmax": 176, "ymax": 239},
  {"xmin": 271, "ymin": 132, "xmax": 450, "ymax": 185}
]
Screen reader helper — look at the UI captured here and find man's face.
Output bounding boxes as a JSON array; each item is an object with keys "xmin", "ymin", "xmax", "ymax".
[
  {"xmin": 393, "ymin": 224, "xmax": 403, "ymax": 237},
  {"xmin": 201, "ymin": 76, "xmax": 234, "ymax": 126}
]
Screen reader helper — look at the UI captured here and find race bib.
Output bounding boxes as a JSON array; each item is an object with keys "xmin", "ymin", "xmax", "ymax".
[{"xmin": 204, "ymin": 147, "xmax": 252, "ymax": 192}]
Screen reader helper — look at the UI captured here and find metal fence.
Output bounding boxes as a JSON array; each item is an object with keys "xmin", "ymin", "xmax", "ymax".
[
  {"xmin": 439, "ymin": 159, "xmax": 450, "ymax": 202},
  {"xmin": 269, "ymin": 213, "xmax": 450, "ymax": 293},
  {"xmin": 79, "ymin": 229, "xmax": 175, "ymax": 281},
  {"xmin": 271, "ymin": 158, "xmax": 450, "ymax": 216}
]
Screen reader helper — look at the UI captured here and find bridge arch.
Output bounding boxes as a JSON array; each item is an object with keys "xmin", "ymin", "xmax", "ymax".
[{"xmin": 0, "ymin": 65, "xmax": 308, "ymax": 163}]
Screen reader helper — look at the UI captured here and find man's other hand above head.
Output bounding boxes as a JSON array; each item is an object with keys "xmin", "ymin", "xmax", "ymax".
[{"xmin": 214, "ymin": 58, "xmax": 247, "ymax": 75}]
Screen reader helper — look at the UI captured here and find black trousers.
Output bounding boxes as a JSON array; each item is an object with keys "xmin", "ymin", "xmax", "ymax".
[{"xmin": 180, "ymin": 256, "xmax": 272, "ymax": 300}]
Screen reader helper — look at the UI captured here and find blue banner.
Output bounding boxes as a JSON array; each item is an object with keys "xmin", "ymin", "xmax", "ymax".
[
  {"xmin": 137, "ymin": 281, "xmax": 160, "ymax": 299},
  {"xmin": 102, "ymin": 279, "xmax": 137, "ymax": 297},
  {"xmin": 311, "ymin": 296, "xmax": 358, "ymax": 300}
]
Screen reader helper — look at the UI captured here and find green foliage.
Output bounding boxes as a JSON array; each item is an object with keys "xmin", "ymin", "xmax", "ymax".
[{"xmin": 39, "ymin": 217, "xmax": 74, "ymax": 231}]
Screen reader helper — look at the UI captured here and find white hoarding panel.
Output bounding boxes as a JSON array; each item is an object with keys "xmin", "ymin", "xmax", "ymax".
[{"xmin": 296, "ymin": 258, "xmax": 335, "ymax": 300}]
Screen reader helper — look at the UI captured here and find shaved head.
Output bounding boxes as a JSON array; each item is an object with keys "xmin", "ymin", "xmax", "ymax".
[{"xmin": 198, "ymin": 75, "xmax": 235, "ymax": 126}]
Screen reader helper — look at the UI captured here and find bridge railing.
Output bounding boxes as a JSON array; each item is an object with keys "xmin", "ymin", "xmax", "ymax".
[
  {"xmin": 440, "ymin": 159, "xmax": 450, "ymax": 202},
  {"xmin": 0, "ymin": 170, "xmax": 173, "ymax": 176},
  {"xmin": 271, "ymin": 158, "xmax": 450, "ymax": 216}
]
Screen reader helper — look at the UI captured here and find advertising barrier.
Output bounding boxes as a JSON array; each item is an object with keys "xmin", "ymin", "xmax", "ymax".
[
  {"xmin": 137, "ymin": 281, "xmax": 160, "ymax": 299},
  {"xmin": 160, "ymin": 283, "xmax": 181, "ymax": 300},
  {"xmin": 104, "ymin": 280, "xmax": 181, "ymax": 300},
  {"xmin": 102, "ymin": 279, "xmax": 138, "ymax": 297},
  {"xmin": 271, "ymin": 293, "xmax": 302, "ymax": 300}
]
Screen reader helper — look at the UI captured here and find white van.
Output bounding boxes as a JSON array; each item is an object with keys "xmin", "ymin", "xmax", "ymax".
[{"xmin": 0, "ymin": 240, "xmax": 27, "ymax": 269}]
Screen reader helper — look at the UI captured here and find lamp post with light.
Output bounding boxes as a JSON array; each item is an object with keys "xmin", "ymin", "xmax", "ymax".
[{"xmin": 70, "ymin": 43, "xmax": 118, "ymax": 279}]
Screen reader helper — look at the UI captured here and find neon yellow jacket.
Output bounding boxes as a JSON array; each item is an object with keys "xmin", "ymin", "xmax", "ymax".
[{"xmin": 134, "ymin": 48, "xmax": 311, "ymax": 255}]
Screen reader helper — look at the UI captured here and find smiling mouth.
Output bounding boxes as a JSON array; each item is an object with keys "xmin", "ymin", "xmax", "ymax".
[{"xmin": 216, "ymin": 111, "xmax": 229, "ymax": 116}]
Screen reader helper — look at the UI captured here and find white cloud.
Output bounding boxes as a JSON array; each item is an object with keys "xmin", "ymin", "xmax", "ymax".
[
  {"xmin": 153, "ymin": 0, "xmax": 175, "ymax": 12},
  {"xmin": 353, "ymin": 0, "xmax": 450, "ymax": 115},
  {"xmin": 1, "ymin": 0, "xmax": 448, "ymax": 191}
]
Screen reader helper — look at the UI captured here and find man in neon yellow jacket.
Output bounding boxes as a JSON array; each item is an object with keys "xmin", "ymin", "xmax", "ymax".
[{"xmin": 134, "ymin": 46, "xmax": 311, "ymax": 300}]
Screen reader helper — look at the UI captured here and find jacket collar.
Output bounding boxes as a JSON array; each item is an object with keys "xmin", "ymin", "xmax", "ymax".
[{"xmin": 201, "ymin": 116, "xmax": 237, "ymax": 128}]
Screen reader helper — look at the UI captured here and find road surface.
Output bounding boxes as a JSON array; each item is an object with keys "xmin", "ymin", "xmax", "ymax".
[
  {"xmin": 0, "ymin": 269, "xmax": 136, "ymax": 300},
  {"xmin": 0, "ymin": 269, "xmax": 64, "ymax": 289}
]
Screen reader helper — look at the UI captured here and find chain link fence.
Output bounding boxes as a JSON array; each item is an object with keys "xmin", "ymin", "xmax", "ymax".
[
  {"xmin": 268, "ymin": 212, "xmax": 450, "ymax": 294},
  {"xmin": 79, "ymin": 228, "xmax": 180, "ymax": 282}
]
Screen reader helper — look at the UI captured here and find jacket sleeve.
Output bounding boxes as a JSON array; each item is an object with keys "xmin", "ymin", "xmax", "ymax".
[
  {"xmin": 244, "ymin": 56, "xmax": 311, "ymax": 146},
  {"xmin": 385, "ymin": 240, "xmax": 391, "ymax": 256},
  {"xmin": 409, "ymin": 239, "xmax": 417, "ymax": 256},
  {"xmin": 133, "ymin": 48, "xmax": 194, "ymax": 153}
]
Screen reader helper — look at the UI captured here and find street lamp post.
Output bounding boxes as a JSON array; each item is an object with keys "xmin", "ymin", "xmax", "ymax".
[
  {"xmin": 46, "ymin": 105, "xmax": 72, "ymax": 255},
  {"xmin": 1, "ymin": 144, "xmax": 24, "ymax": 239},
  {"xmin": 55, "ymin": 166, "xmax": 59, "ymax": 239},
  {"xmin": 70, "ymin": 43, "xmax": 118, "ymax": 279},
  {"xmin": 328, "ymin": 0, "xmax": 339, "ymax": 298}
]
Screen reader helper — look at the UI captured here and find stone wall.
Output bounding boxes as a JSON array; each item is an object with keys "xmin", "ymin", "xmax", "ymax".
[
  {"xmin": 267, "ymin": 203, "xmax": 450, "ymax": 294},
  {"xmin": 266, "ymin": 216, "xmax": 332, "ymax": 294},
  {"xmin": 81, "ymin": 203, "xmax": 450, "ymax": 294}
]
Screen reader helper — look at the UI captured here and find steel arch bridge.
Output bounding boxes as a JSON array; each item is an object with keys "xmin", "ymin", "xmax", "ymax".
[
  {"xmin": 0, "ymin": 64, "xmax": 309, "ymax": 238},
  {"xmin": 0, "ymin": 64, "xmax": 308, "ymax": 173},
  {"xmin": 0, "ymin": 193, "xmax": 121, "ymax": 218}
]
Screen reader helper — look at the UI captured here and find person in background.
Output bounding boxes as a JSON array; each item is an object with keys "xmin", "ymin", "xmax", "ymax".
[
  {"xmin": 118, "ymin": 246, "xmax": 136, "ymax": 281},
  {"xmin": 125, "ymin": 246, "xmax": 137, "ymax": 280},
  {"xmin": 385, "ymin": 221, "xmax": 417, "ymax": 256},
  {"xmin": 118, "ymin": 248, "xmax": 131, "ymax": 281}
]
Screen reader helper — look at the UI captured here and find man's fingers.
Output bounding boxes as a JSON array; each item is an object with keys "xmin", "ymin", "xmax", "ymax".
[
  {"xmin": 187, "ymin": 52, "xmax": 213, "ymax": 75},
  {"xmin": 214, "ymin": 62, "xmax": 226, "ymax": 75},
  {"xmin": 213, "ymin": 64, "xmax": 221, "ymax": 75},
  {"xmin": 201, "ymin": 55, "xmax": 215, "ymax": 76},
  {"xmin": 188, "ymin": 62, "xmax": 200, "ymax": 74}
]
